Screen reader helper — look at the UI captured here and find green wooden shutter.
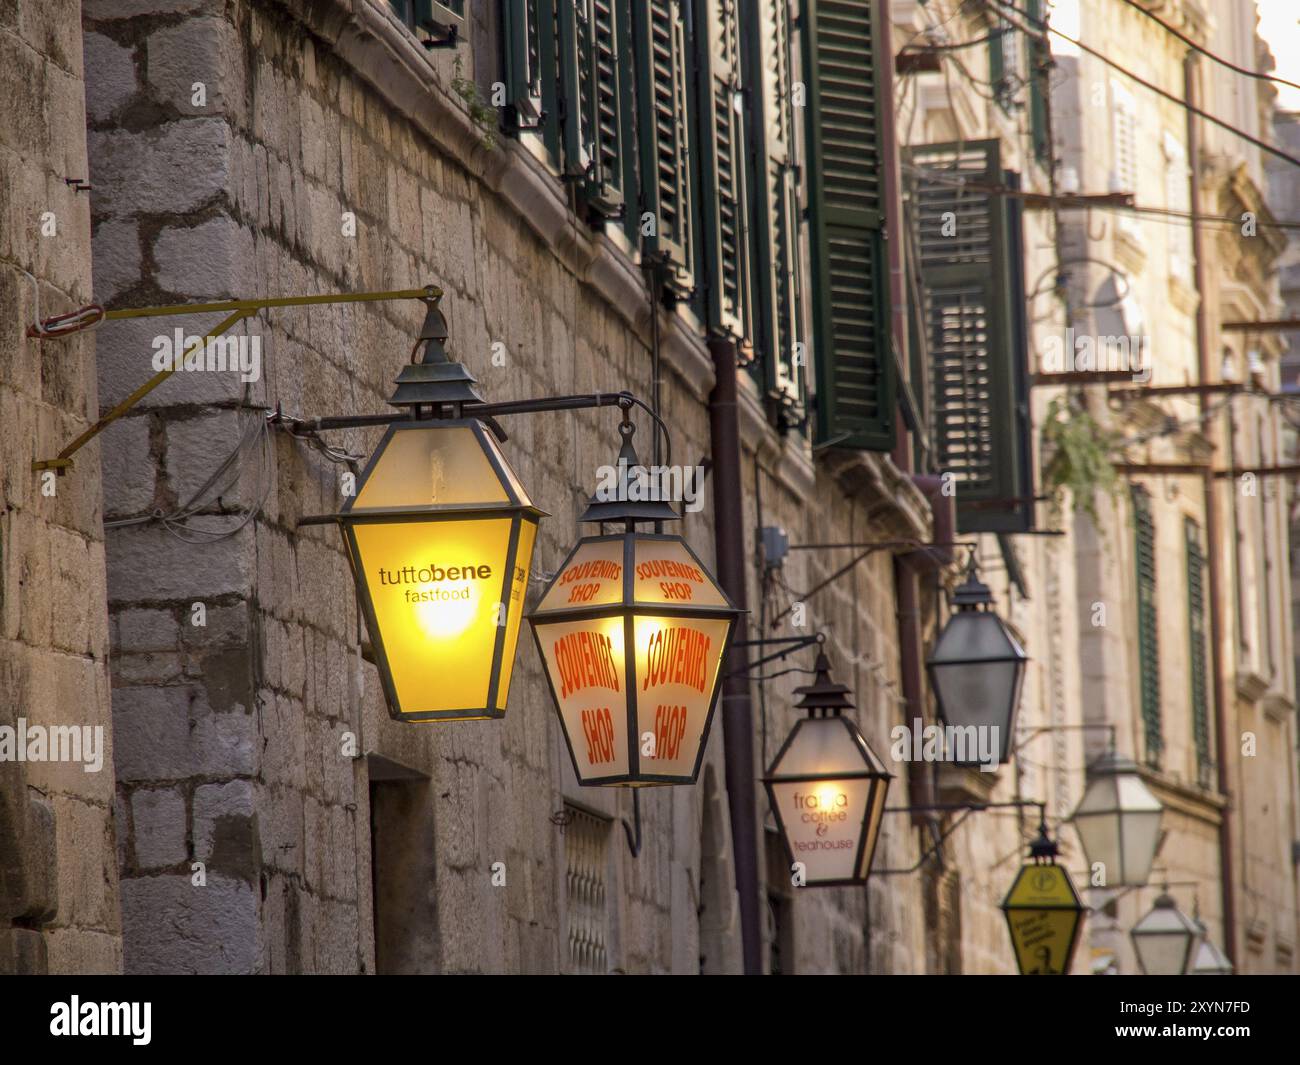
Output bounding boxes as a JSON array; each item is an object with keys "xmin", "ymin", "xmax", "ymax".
[
  {"xmin": 558, "ymin": 0, "xmax": 634, "ymax": 223},
  {"xmin": 694, "ymin": 0, "xmax": 752, "ymax": 341},
  {"xmin": 743, "ymin": 0, "xmax": 805, "ymax": 423},
  {"xmin": 632, "ymin": 0, "xmax": 695, "ymax": 295},
  {"xmin": 503, "ymin": 0, "xmax": 561, "ymax": 160},
  {"xmin": 803, "ymin": 0, "xmax": 894, "ymax": 451},
  {"xmin": 1026, "ymin": 0, "xmax": 1049, "ymax": 164},
  {"xmin": 1185, "ymin": 517, "xmax": 1212, "ymax": 782},
  {"xmin": 1133, "ymin": 485, "xmax": 1163, "ymax": 766},
  {"xmin": 908, "ymin": 140, "xmax": 1032, "ymax": 533}
]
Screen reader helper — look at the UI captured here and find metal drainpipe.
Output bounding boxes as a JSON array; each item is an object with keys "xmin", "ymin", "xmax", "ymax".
[
  {"xmin": 1186, "ymin": 51, "xmax": 1237, "ymax": 967},
  {"xmin": 708, "ymin": 335, "xmax": 762, "ymax": 975}
]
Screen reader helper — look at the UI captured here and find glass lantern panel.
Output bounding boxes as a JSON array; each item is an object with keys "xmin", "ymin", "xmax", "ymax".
[
  {"xmin": 494, "ymin": 518, "xmax": 538, "ymax": 710},
  {"xmin": 534, "ymin": 615, "xmax": 631, "ymax": 780},
  {"xmin": 535, "ymin": 539, "xmax": 626, "ymax": 614},
  {"xmin": 351, "ymin": 516, "xmax": 516, "ymax": 714},
  {"xmin": 929, "ymin": 611, "xmax": 1022, "ymax": 663},
  {"xmin": 1134, "ymin": 931, "xmax": 1195, "ymax": 975},
  {"xmin": 770, "ymin": 777, "xmax": 874, "ymax": 883},
  {"xmin": 931, "ymin": 658, "xmax": 1019, "ymax": 743},
  {"xmin": 632, "ymin": 615, "xmax": 731, "ymax": 777},
  {"xmin": 771, "ymin": 716, "xmax": 872, "ymax": 777},
  {"xmin": 352, "ymin": 425, "xmax": 511, "ymax": 510},
  {"xmin": 1119, "ymin": 808, "xmax": 1163, "ymax": 886},
  {"xmin": 632, "ymin": 539, "xmax": 729, "ymax": 607}
]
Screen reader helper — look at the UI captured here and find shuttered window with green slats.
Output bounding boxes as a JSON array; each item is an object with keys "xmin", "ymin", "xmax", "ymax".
[
  {"xmin": 1133, "ymin": 485, "xmax": 1163, "ymax": 766},
  {"xmin": 693, "ymin": 0, "xmax": 753, "ymax": 343},
  {"xmin": 907, "ymin": 140, "xmax": 1033, "ymax": 533},
  {"xmin": 803, "ymin": 0, "xmax": 894, "ymax": 451},
  {"xmin": 742, "ymin": 0, "xmax": 805, "ymax": 424},
  {"xmin": 503, "ymin": 0, "xmax": 562, "ymax": 161},
  {"xmin": 1026, "ymin": 0, "xmax": 1050, "ymax": 165},
  {"xmin": 558, "ymin": 0, "xmax": 637, "ymax": 233},
  {"xmin": 1185, "ymin": 517, "xmax": 1212, "ymax": 782},
  {"xmin": 632, "ymin": 0, "xmax": 695, "ymax": 296}
]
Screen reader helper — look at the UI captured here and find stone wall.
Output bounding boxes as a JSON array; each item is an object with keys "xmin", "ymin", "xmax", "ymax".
[
  {"xmin": 0, "ymin": 0, "xmax": 121, "ymax": 974},
  {"xmin": 77, "ymin": 0, "xmax": 939, "ymax": 973}
]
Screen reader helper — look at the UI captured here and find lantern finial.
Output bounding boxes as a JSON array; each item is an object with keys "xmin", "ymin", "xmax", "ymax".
[
  {"xmin": 578, "ymin": 416, "xmax": 681, "ymax": 525},
  {"xmin": 389, "ymin": 296, "xmax": 485, "ymax": 410},
  {"xmin": 793, "ymin": 652, "xmax": 855, "ymax": 715}
]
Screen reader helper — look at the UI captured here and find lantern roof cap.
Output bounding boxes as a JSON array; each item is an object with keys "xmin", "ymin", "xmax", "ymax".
[
  {"xmin": 794, "ymin": 652, "xmax": 856, "ymax": 714},
  {"xmin": 579, "ymin": 420, "xmax": 680, "ymax": 525},
  {"xmin": 389, "ymin": 299, "xmax": 485, "ymax": 410},
  {"xmin": 1086, "ymin": 749, "xmax": 1144, "ymax": 777},
  {"xmin": 953, "ymin": 556, "xmax": 994, "ymax": 608},
  {"xmin": 1028, "ymin": 824, "xmax": 1060, "ymax": 862}
]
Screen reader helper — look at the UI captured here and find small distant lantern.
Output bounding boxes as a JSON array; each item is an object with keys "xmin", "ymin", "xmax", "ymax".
[
  {"xmin": 334, "ymin": 299, "xmax": 543, "ymax": 721},
  {"xmin": 528, "ymin": 420, "xmax": 740, "ymax": 785},
  {"xmin": 925, "ymin": 560, "xmax": 1028, "ymax": 765},
  {"xmin": 1068, "ymin": 750, "xmax": 1164, "ymax": 887},
  {"xmin": 1130, "ymin": 891, "xmax": 1201, "ymax": 975},
  {"xmin": 763, "ymin": 654, "xmax": 892, "ymax": 886},
  {"xmin": 1001, "ymin": 826, "xmax": 1086, "ymax": 975},
  {"xmin": 1188, "ymin": 919, "xmax": 1233, "ymax": 975}
]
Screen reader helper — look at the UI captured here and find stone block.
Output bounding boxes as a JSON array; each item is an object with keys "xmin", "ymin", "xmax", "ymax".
[
  {"xmin": 146, "ymin": 17, "xmax": 245, "ymax": 119},
  {"xmin": 87, "ymin": 120, "xmax": 230, "ymax": 217},
  {"xmin": 130, "ymin": 786, "xmax": 187, "ymax": 868},
  {"xmin": 83, "ymin": 33, "xmax": 136, "ymax": 123},
  {"xmin": 112, "ymin": 684, "xmax": 256, "ymax": 782},
  {"xmin": 120, "ymin": 873, "xmax": 258, "ymax": 974}
]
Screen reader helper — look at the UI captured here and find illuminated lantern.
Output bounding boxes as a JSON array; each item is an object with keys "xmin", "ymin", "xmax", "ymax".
[
  {"xmin": 527, "ymin": 422, "xmax": 740, "ymax": 785},
  {"xmin": 763, "ymin": 654, "xmax": 892, "ymax": 886},
  {"xmin": 926, "ymin": 560, "xmax": 1028, "ymax": 765},
  {"xmin": 1130, "ymin": 891, "xmax": 1201, "ymax": 975},
  {"xmin": 1001, "ymin": 828, "xmax": 1086, "ymax": 975},
  {"xmin": 335, "ymin": 301, "xmax": 543, "ymax": 720},
  {"xmin": 1068, "ymin": 751, "xmax": 1163, "ymax": 887}
]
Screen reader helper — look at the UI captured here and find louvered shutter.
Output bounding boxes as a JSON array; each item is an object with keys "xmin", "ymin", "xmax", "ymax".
[
  {"xmin": 503, "ymin": 0, "xmax": 562, "ymax": 160},
  {"xmin": 1132, "ymin": 485, "xmax": 1163, "ymax": 766},
  {"xmin": 558, "ymin": 0, "xmax": 634, "ymax": 222},
  {"xmin": 803, "ymin": 0, "xmax": 894, "ymax": 451},
  {"xmin": 1185, "ymin": 518, "xmax": 1211, "ymax": 780},
  {"xmin": 693, "ymin": 0, "xmax": 751, "ymax": 340},
  {"xmin": 908, "ymin": 140, "xmax": 1032, "ymax": 533},
  {"xmin": 743, "ymin": 0, "xmax": 805, "ymax": 418},
  {"xmin": 633, "ymin": 0, "xmax": 695, "ymax": 295}
]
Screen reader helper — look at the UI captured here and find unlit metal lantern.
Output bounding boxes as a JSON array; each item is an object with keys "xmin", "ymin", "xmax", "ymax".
[{"xmin": 925, "ymin": 561, "xmax": 1028, "ymax": 765}]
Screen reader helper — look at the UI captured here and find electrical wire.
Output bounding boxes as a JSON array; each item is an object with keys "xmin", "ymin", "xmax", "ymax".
[
  {"xmin": 1115, "ymin": 0, "xmax": 1300, "ymax": 97},
  {"xmin": 981, "ymin": 0, "xmax": 1300, "ymax": 171}
]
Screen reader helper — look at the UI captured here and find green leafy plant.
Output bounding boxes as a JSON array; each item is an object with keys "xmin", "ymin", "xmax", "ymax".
[
  {"xmin": 1040, "ymin": 395, "xmax": 1121, "ymax": 525},
  {"xmin": 452, "ymin": 55, "xmax": 498, "ymax": 151}
]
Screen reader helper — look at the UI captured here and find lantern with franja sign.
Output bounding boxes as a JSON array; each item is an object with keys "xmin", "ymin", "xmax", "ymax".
[
  {"xmin": 763, "ymin": 654, "xmax": 892, "ymax": 886},
  {"xmin": 1001, "ymin": 825, "xmax": 1086, "ymax": 975},
  {"xmin": 527, "ymin": 419, "xmax": 740, "ymax": 786},
  {"xmin": 333, "ymin": 299, "xmax": 543, "ymax": 721}
]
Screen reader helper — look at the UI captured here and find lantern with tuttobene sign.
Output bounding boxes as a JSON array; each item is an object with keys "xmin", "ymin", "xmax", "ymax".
[
  {"xmin": 333, "ymin": 299, "xmax": 543, "ymax": 721},
  {"xmin": 528, "ymin": 421, "xmax": 740, "ymax": 786}
]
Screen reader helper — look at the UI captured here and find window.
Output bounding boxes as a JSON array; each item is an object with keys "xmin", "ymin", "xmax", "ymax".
[
  {"xmin": 1163, "ymin": 131, "xmax": 1191, "ymax": 282},
  {"xmin": 1025, "ymin": 0, "xmax": 1049, "ymax": 165},
  {"xmin": 1185, "ymin": 518, "xmax": 1212, "ymax": 785},
  {"xmin": 1110, "ymin": 80, "xmax": 1141, "ymax": 240},
  {"xmin": 633, "ymin": 0, "xmax": 696, "ymax": 296},
  {"xmin": 563, "ymin": 805, "xmax": 612, "ymax": 974},
  {"xmin": 1132, "ymin": 485, "xmax": 1162, "ymax": 766},
  {"xmin": 803, "ymin": 0, "xmax": 895, "ymax": 451},
  {"xmin": 989, "ymin": 17, "xmax": 1023, "ymax": 114},
  {"xmin": 743, "ymin": 0, "xmax": 806, "ymax": 425},
  {"xmin": 388, "ymin": 1, "xmax": 464, "ymax": 40},
  {"xmin": 908, "ymin": 140, "xmax": 1033, "ymax": 533},
  {"xmin": 690, "ymin": 0, "xmax": 753, "ymax": 349}
]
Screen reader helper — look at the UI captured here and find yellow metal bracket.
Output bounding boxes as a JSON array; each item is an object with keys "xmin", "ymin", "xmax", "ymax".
[{"xmin": 32, "ymin": 286, "xmax": 441, "ymax": 474}]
